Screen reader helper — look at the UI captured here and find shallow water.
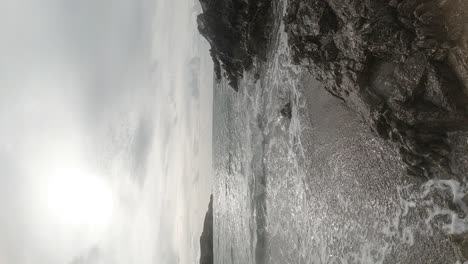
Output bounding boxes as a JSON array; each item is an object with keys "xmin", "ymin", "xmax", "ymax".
[{"xmin": 213, "ymin": 0, "xmax": 468, "ymax": 263}]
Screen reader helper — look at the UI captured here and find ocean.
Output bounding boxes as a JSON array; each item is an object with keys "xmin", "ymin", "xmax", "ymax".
[{"xmin": 212, "ymin": 0, "xmax": 468, "ymax": 263}]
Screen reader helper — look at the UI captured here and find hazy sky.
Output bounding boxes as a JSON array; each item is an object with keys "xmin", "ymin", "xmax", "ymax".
[{"xmin": 0, "ymin": 0, "xmax": 213, "ymax": 263}]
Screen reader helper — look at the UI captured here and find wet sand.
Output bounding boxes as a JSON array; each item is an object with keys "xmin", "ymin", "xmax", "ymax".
[{"xmin": 295, "ymin": 72, "xmax": 461, "ymax": 263}]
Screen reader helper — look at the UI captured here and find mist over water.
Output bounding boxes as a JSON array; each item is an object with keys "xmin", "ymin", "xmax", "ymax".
[
  {"xmin": 0, "ymin": 0, "xmax": 212, "ymax": 263},
  {"xmin": 150, "ymin": 1, "xmax": 214, "ymax": 263}
]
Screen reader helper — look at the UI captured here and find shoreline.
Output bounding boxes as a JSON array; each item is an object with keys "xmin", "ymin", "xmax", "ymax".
[{"xmin": 200, "ymin": 0, "xmax": 468, "ymax": 262}]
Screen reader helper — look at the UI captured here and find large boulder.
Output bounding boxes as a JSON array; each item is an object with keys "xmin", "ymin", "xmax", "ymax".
[{"xmin": 197, "ymin": 0, "xmax": 273, "ymax": 91}]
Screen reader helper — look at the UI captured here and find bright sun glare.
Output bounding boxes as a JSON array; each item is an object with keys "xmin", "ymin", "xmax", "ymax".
[{"xmin": 45, "ymin": 169, "xmax": 114, "ymax": 230}]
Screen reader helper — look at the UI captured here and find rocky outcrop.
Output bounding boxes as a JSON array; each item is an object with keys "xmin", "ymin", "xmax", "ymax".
[
  {"xmin": 285, "ymin": 0, "xmax": 468, "ymax": 179},
  {"xmin": 197, "ymin": 0, "xmax": 273, "ymax": 91},
  {"xmin": 199, "ymin": 195, "xmax": 213, "ymax": 264},
  {"xmin": 280, "ymin": 102, "xmax": 292, "ymax": 119}
]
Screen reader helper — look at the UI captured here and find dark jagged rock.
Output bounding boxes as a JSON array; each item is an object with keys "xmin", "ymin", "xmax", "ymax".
[
  {"xmin": 197, "ymin": 0, "xmax": 274, "ymax": 91},
  {"xmin": 199, "ymin": 195, "xmax": 213, "ymax": 264},
  {"xmin": 280, "ymin": 102, "xmax": 292, "ymax": 119},
  {"xmin": 285, "ymin": 0, "xmax": 468, "ymax": 179}
]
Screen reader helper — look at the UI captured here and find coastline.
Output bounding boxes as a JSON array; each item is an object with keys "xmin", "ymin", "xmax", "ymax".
[{"xmin": 200, "ymin": 0, "xmax": 468, "ymax": 262}]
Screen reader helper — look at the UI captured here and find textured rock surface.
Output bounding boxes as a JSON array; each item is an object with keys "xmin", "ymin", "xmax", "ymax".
[
  {"xmin": 199, "ymin": 195, "xmax": 213, "ymax": 264},
  {"xmin": 285, "ymin": 0, "xmax": 468, "ymax": 179},
  {"xmin": 197, "ymin": 0, "xmax": 273, "ymax": 90}
]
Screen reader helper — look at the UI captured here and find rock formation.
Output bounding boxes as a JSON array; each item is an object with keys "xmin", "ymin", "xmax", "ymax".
[
  {"xmin": 280, "ymin": 102, "xmax": 292, "ymax": 119},
  {"xmin": 199, "ymin": 195, "xmax": 213, "ymax": 264},
  {"xmin": 197, "ymin": 0, "xmax": 273, "ymax": 91},
  {"xmin": 285, "ymin": 0, "xmax": 468, "ymax": 179}
]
